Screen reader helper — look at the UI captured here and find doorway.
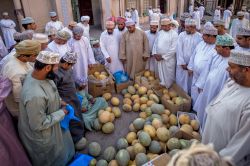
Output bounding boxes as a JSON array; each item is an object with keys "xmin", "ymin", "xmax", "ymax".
[{"xmin": 78, "ymin": 0, "xmax": 94, "ymax": 25}]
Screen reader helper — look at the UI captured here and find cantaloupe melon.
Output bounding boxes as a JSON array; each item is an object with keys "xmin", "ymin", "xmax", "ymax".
[
  {"xmin": 151, "ymin": 103, "xmax": 164, "ymax": 114},
  {"xmin": 133, "ymin": 103, "xmax": 140, "ymax": 112},
  {"xmin": 111, "ymin": 97, "xmax": 120, "ymax": 106},
  {"xmin": 116, "ymin": 138, "xmax": 128, "ymax": 150},
  {"xmin": 169, "ymin": 114, "xmax": 178, "ymax": 126},
  {"xmin": 103, "ymin": 146, "xmax": 116, "ymax": 162},
  {"xmin": 112, "ymin": 107, "xmax": 121, "ymax": 118},
  {"xmin": 115, "ymin": 149, "xmax": 130, "ymax": 166},
  {"xmin": 99, "ymin": 111, "xmax": 111, "ymax": 124},
  {"xmin": 143, "ymin": 125, "xmax": 156, "ymax": 138},
  {"xmin": 138, "ymin": 86, "xmax": 147, "ymax": 95},
  {"xmin": 149, "ymin": 141, "xmax": 162, "ymax": 154},
  {"xmin": 179, "ymin": 114, "xmax": 191, "ymax": 125},
  {"xmin": 133, "ymin": 143, "xmax": 146, "ymax": 155},
  {"xmin": 123, "ymin": 98, "xmax": 133, "ymax": 105},
  {"xmin": 138, "ymin": 131, "xmax": 151, "ymax": 147},
  {"xmin": 126, "ymin": 132, "xmax": 137, "ymax": 144},
  {"xmin": 123, "ymin": 104, "xmax": 132, "ymax": 112},
  {"xmin": 167, "ymin": 138, "xmax": 181, "ymax": 150},
  {"xmin": 190, "ymin": 120, "xmax": 200, "ymax": 131},
  {"xmin": 135, "ymin": 153, "xmax": 149, "ymax": 166},
  {"xmin": 88, "ymin": 142, "xmax": 101, "ymax": 157},
  {"xmin": 133, "ymin": 118, "xmax": 145, "ymax": 130},
  {"xmin": 152, "ymin": 119, "xmax": 163, "ymax": 129},
  {"xmin": 156, "ymin": 127, "xmax": 170, "ymax": 142},
  {"xmin": 149, "ymin": 94, "xmax": 160, "ymax": 103},
  {"xmin": 102, "ymin": 122, "xmax": 114, "ymax": 134},
  {"xmin": 103, "ymin": 93, "xmax": 112, "ymax": 101},
  {"xmin": 128, "ymin": 86, "xmax": 136, "ymax": 95}
]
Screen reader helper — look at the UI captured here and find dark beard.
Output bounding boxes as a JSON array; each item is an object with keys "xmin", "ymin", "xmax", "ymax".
[
  {"xmin": 150, "ymin": 31, "xmax": 157, "ymax": 34},
  {"xmin": 119, "ymin": 27, "xmax": 125, "ymax": 31},
  {"xmin": 46, "ymin": 70, "xmax": 56, "ymax": 80},
  {"xmin": 108, "ymin": 32, "xmax": 113, "ymax": 35}
]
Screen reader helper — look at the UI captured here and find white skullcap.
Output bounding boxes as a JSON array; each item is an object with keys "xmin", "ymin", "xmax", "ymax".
[
  {"xmin": 161, "ymin": 18, "xmax": 171, "ymax": 25},
  {"xmin": 32, "ymin": 33, "xmax": 49, "ymax": 43},
  {"xmin": 150, "ymin": 20, "xmax": 159, "ymax": 26},
  {"xmin": 46, "ymin": 28, "xmax": 57, "ymax": 36},
  {"xmin": 81, "ymin": 16, "xmax": 90, "ymax": 21},
  {"xmin": 56, "ymin": 30, "xmax": 71, "ymax": 40},
  {"xmin": 203, "ymin": 24, "xmax": 218, "ymax": 35},
  {"xmin": 49, "ymin": 11, "xmax": 57, "ymax": 17},
  {"xmin": 90, "ymin": 39, "xmax": 99, "ymax": 45},
  {"xmin": 72, "ymin": 26, "xmax": 83, "ymax": 35},
  {"xmin": 229, "ymin": 50, "xmax": 250, "ymax": 66},
  {"xmin": 237, "ymin": 27, "xmax": 250, "ymax": 36},
  {"xmin": 106, "ymin": 21, "xmax": 115, "ymax": 29},
  {"xmin": 185, "ymin": 18, "xmax": 196, "ymax": 26},
  {"xmin": 125, "ymin": 19, "xmax": 135, "ymax": 26},
  {"xmin": 2, "ymin": 12, "xmax": 8, "ymax": 16},
  {"xmin": 36, "ymin": 51, "xmax": 60, "ymax": 64},
  {"xmin": 21, "ymin": 17, "xmax": 35, "ymax": 25},
  {"xmin": 62, "ymin": 52, "xmax": 77, "ymax": 64},
  {"xmin": 213, "ymin": 19, "xmax": 225, "ymax": 26},
  {"xmin": 171, "ymin": 20, "xmax": 179, "ymax": 27},
  {"xmin": 237, "ymin": 11, "xmax": 245, "ymax": 17}
]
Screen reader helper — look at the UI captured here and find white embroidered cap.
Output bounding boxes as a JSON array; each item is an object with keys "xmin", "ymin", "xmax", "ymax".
[
  {"xmin": 36, "ymin": 51, "xmax": 60, "ymax": 64},
  {"xmin": 237, "ymin": 27, "xmax": 250, "ymax": 36},
  {"xmin": 229, "ymin": 50, "xmax": 250, "ymax": 66},
  {"xmin": 49, "ymin": 11, "xmax": 57, "ymax": 17},
  {"xmin": 32, "ymin": 33, "xmax": 49, "ymax": 43}
]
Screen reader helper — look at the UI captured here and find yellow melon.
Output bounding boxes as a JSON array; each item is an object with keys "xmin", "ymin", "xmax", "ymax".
[
  {"xmin": 123, "ymin": 104, "xmax": 132, "ymax": 112},
  {"xmin": 105, "ymin": 106, "xmax": 112, "ymax": 112},
  {"xmin": 139, "ymin": 112, "xmax": 147, "ymax": 119},
  {"xmin": 149, "ymin": 94, "xmax": 160, "ymax": 103},
  {"xmin": 131, "ymin": 94, "xmax": 140, "ymax": 100},
  {"xmin": 124, "ymin": 93, "xmax": 132, "ymax": 99},
  {"xmin": 147, "ymin": 89, "xmax": 154, "ymax": 96},
  {"xmin": 169, "ymin": 114, "xmax": 178, "ymax": 126},
  {"xmin": 140, "ymin": 96, "xmax": 148, "ymax": 104},
  {"xmin": 179, "ymin": 114, "xmax": 191, "ymax": 125},
  {"xmin": 126, "ymin": 132, "xmax": 137, "ymax": 144},
  {"xmin": 181, "ymin": 124, "xmax": 193, "ymax": 135},
  {"xmin": 138, "ymin": 86, "xmax": 147, "ymax": 95},
  {"xmin": 99, "ymin": 111, "xmax": 111, "ymax": 124},
  {"xmin": 148, "ymin": 76, "xmax": 155, "ymax": 81},
  {"xmin": 132, "ymin": 103, "xmax": 140, "ymax": 112},
  {"xmin": 163, "ymin": 109, "xmax": 171, "ymax": 116},
  {"xmin": 143, "ymin": 125, "xmax": 156, "ymax": 138},
  {"xmin": 99, "ymin": 74, "xmax": 107, "ymax": 80},
  {"xmin": 123, "ymin": 98, "xmax": 133, "ymax": 105},
  {"xmin": 152, "ymin": 119, "xmax": 163, "ymax": 129},
  {"xmin": 134, "ymin": 83, "xmax": 140, "ymax": 90},
  {"xmin": 100, "ymin": 71, "xmax": 108, "ymax": 76},
  {"xmin": 103, "ymin": 93, "xmax": 112, "ymax": 101},
  {"xmin": 147, "ymin": 100, "xmax": 155, "ymax": 107},
  {"xmin": 140, "ymin": 104, "xmax": 148, "ymax": 112},
  {"xmin": 144, "ymin": 70, "xmax": 151, "ymax": 77},
  {"xmin": 94, "ymin": 71, "xmax": 100, "ymax": 78},
  {"xmin": 111, "ymin": 97, "xmax": 120, "ymax": 106},
  {"xmin": 190, "ymin": 120, "xmax": 200, "ymax": 131},
  {"xmin": 109, "ymin": 113, "xmax": 115, "ymax": 122},
  {"xmin": 133, "ymin": 98, "xmax": 141, "ymax": 104}
]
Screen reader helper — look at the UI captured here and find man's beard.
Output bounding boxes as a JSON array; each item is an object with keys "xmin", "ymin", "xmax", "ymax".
[
  {"xmin": 118, "ymin": 27, "xmax": 125, "ymax": 31},
  {"xmin": 46, "ymin": 69, "xmax": 56, "ymax": 80},
  {"xmin": 108, "ymin": 31, "xmax": 113, "ymax": 35},
  {"xmin": 150, "ymin": 30, "xmax": 157, "ymax": 34}
]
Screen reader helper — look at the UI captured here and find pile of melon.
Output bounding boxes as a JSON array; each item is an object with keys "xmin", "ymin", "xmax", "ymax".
[
  {"xmin": 159, "ymin": 87, "xmax": 189, "ymax": 106},
  {"xmin": 89, "ymin": 71, "xmax": 109, "ymax": 81},
  {"xmin": 178, "ymin": 113, "xmax": 201, "ymax": 140},
  {"xmin": 93, "ymin": 106, "xmax": 121, "ymax": 134},
  {"xmin": 140, "ymin": 70, "xmax": 156, "ymax": 82},
  {"xmin": 120, "ymin": 85, "xmax": 161, "ymax": 113}
]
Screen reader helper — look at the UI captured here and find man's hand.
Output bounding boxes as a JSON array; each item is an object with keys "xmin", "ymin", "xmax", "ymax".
[
  {"xmin": 198, "ymin": 88, "xmax": 203, "ymax": 93},
  {"xmin": 63, "ymin": 109, "xmax": 68, "ymax": 115},
  {"xmin": 88, "ymin": 64, "xmax": 94, "ymax": 69},
  {"xmin": 188, "ymin": 69, "xmax": 193, "ymax": 76},
  {"xmin": 154, "ymin": 54, "xmax": 163, "ymax": 61},
  {"xmin": 78, "ymin": 84, "xmax": 86, "ymax": 91},
  {"xmin": 142, "ymin": 57, "xmax": 149, "ymax": 61},
  {"xmin": 106, "ymin": 57, "xmax": 111, "ymax": 63},
  {"xmin": 120, "ymin": 59, "xmax": 126, "ymax": 64},
  {"xmin": 61, "ymin": 100, "xmax": 67, "ymax": 107},
  {"xmin": 181, "ymin": 64, "xmax": 188, "ymax": 70}
]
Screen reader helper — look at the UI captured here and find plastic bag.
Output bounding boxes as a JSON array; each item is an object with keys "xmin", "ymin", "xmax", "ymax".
[
  {"xmin": 113, "ymin": 71, "xmax": 129, "ymax": 84},
  {"xmin": 68, "ymin": 153, "xmax": 93, "ymax": 166}
]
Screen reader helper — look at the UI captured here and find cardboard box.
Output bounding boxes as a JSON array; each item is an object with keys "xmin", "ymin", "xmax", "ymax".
[
  {"xmin": 134, "ymin": 70, "xmax": 160, "ymax": 89},
  {"xmin": 143, "ymin": 153, "xmax": 171, "ymax": 166},
  {"xmin": 88, "ymin": 64, "xmax": 115, "ymax": 97},
  {"xmin": 115, "ymin": 80, "xmax": 133, "ymax": 93},
  {"xmin": 153, "ymin": 83, "xmax": 191, "ymax": 115}
]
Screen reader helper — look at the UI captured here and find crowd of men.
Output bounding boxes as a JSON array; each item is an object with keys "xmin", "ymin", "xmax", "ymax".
[{"xmin": 0, "ymin": 4, "xmax": 250, "ymax": 166}]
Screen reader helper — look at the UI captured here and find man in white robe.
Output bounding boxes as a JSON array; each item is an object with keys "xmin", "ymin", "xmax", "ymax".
[
  {"xmin": 176, "ymin": 18, "xmax": 202, "ymax": 94},
  {"xmin": 194, "ymin": 35, "xmax": 234, "ymax": 128},
  {"xmin": 235, "ymin": 27, "xmax": 250, "ymax": 51},
  {"xmin": 45, "ymin": 11, "xmax": 64, "ymax": 32},
  {"xmin": 77, "ymin": 16, "xmax": 90, "ymax": 39},
  {"xmin": 202, "ymin": 49, "xmax": 250, "ymax": 166},
  {"xmin": 100, "ymin": 21, "xmax": 123, "ymax": 74},
  {"xmin": 189, "ymin": 4, "xmax": 194, "ymax": 15},
  {"xmin": 1, "ymin": 40, "xmax": 41, "ymax": 119},
  {"xmin": 188, "ymin": 23, "xmax": 218, "ymax": 104},
  {"xmin": 223, "ymin": 7, "xmax": 232, "ymax": 29},
  {"xmin": 131, "ymin": 8, "xmax": 140, "ymax": 27},
  {"xmin": 48, "ymin": 30, "xmax": 71, "ymax": 57},
  {"xmin": 145, "ymin": 20, "xmax": 158, "ymax": 72},
  {"xmin": 62, "ymin": 21, "xmax": 77, "ymax": 38},
  {"xmin": 0, "ymin": 36, "xmax": 8, "ymax": 60},
  {"xmin": 21, "ymin": 17, "xmax": 37, "ymax": 34},
  {"xmin": 152, "ymin": 19, "xmax": 178, "ymax": 88},
  {"xmin": 198, "ymin": 4, "xmax": 205, "ymax": 20},
  {"xmin": 32, "ymin": 33, "xmax": 49, "ymax": 51},
  {"xmin": 125, "ymin": 8, "xmax": 132, "ymax": 20},
  {"xmin": 68, "ymin": 26, "xmax": 96, "ymax": 90},
  {"xmin": 192, "ymin": 7, "xmax": 201, "ymax": 30},
  {"xmin": 114, "ymin": 17, "xmax": 127, "ymax": 43},
  {"xmin": 230, "ymin": 11, "xmax": 250, "ymax": 39},
  {"xmin": 0, "ymin": 12, "xmax": 16, "ymax": 49},
  {"xmin": 178, "ymin": 13, "xmax": 191, "ymax": 34},
  {"xmin": 214, "ymin": 6, "xmax": 221, "ymax": 21}
]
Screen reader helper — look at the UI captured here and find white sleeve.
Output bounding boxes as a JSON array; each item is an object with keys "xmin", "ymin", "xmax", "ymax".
[
  {"xmin": 176, "ymin": 33, "xmax": 185, "ymax": 65},
  {"xmin": 162, "ymin": 32, "xmax": 178, "ymax": 60},
  {"xmin": 100, "ymin": 33, "xmax": 110, "ymax": 59},
  {"xmin": 86, "ymin": 39, "xmax": 96, "ymax": 64},
  {"xmin": 219, "ymin": 104, "xmax": 250, "ymax": 165}
]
